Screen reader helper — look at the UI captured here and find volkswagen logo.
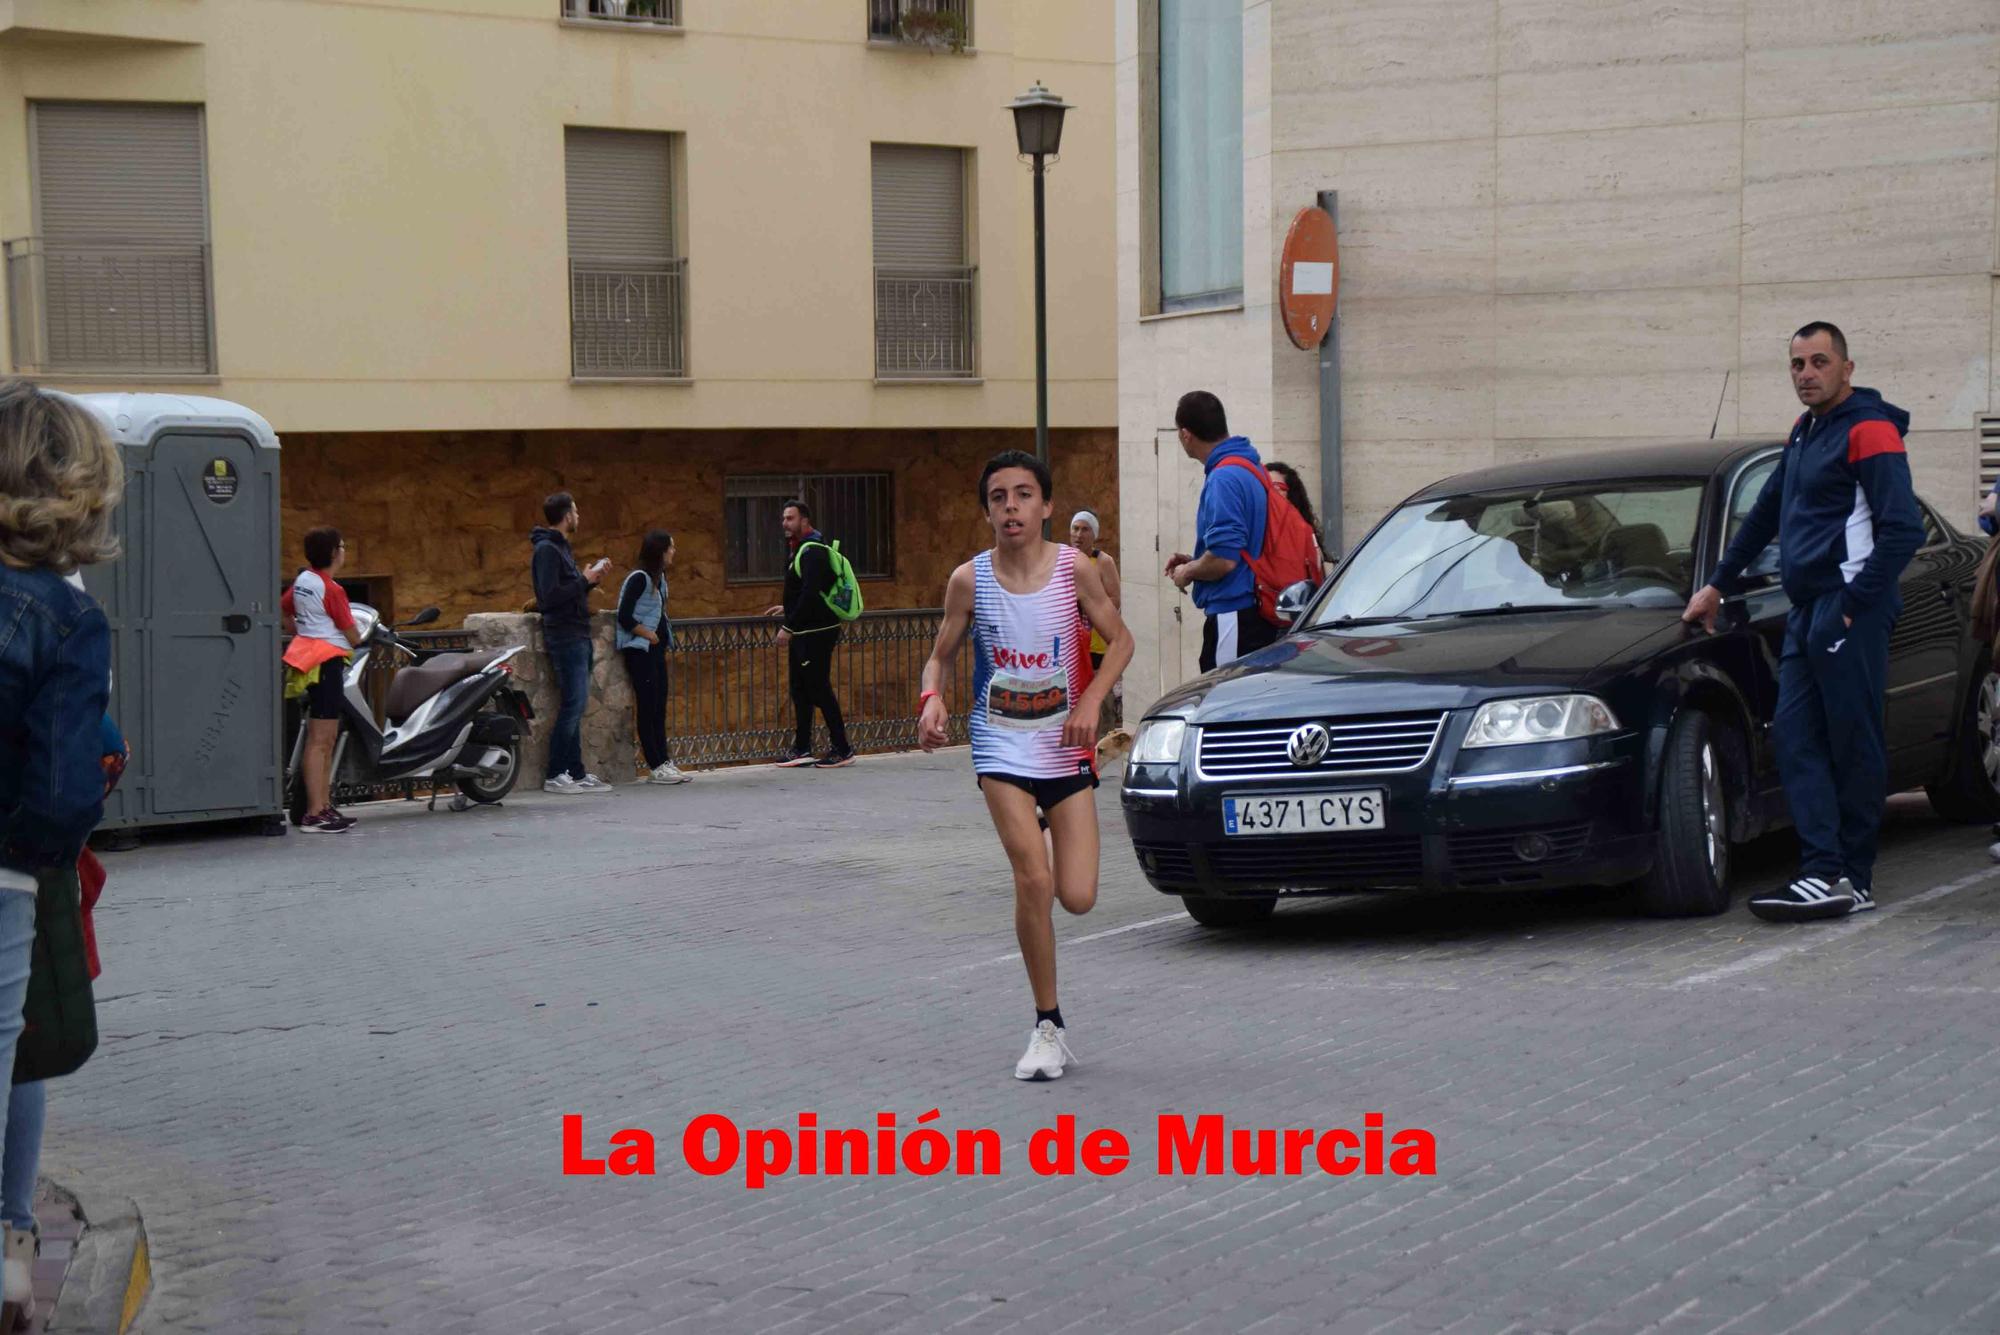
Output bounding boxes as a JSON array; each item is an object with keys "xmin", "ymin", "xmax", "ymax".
[{"xmin": 1287, "ymin": 723, "xmax": 1331, "ymax": 768}]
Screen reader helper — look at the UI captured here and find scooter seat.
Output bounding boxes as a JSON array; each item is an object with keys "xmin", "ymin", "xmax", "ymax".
[{"xmin": 384, "ymin": 649, "xmax": 508, "ymax": 724}]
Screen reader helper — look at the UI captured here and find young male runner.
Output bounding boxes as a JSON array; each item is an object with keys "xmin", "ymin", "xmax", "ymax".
[{"xmin": 919, "ymin": 450, "xmax": 1134, "ymax": 1080}]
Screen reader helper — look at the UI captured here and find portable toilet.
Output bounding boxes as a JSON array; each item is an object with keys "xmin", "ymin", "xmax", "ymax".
[{"xmin": 71, "ymin": 394, "xmax": 284, "ymax": 832}]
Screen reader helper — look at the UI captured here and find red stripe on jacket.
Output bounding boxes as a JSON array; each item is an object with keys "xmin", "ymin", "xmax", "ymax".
[{"xmin": 1847, "ymin": 419, "xmax": 1905, "ymax": 463}]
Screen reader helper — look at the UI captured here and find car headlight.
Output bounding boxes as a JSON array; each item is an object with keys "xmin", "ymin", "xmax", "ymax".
[
  {"xmin": 1462, "ymin": 694, "xmax": 1620, "ymax": 748},
  {"xmin": 1130, "ymin": 717, "xmax": 1189, "ymax": 766}
]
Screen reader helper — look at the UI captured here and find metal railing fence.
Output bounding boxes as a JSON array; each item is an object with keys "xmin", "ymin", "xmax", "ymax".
[
  {"xmin": 873, "ymin": 265, "xmax": 976, "ymax": 379},
  {"xmin": 570, "ymin": 256, "xmax": 687, "ymax": 378},
  {"xmin": 867, "ymin": 0, "xmax": 972, "ymax": 47},
  {"xmin": 663, "ymin": 609, "xmax": 973, "ymax": 766},
  {"xmin": 560, "ymin": 0, "xmax": 679, "ymax": 24},
  {"xmin": 4, "ymin": 238, "xmax": 214, "ymax": 374}
]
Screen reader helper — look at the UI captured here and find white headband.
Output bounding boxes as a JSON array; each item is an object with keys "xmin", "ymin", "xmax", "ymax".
[{"xmin": 1070, "ymin": 510, "xmax": 1100, "ymax": 535}]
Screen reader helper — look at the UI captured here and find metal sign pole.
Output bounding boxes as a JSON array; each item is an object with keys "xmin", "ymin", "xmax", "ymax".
[{"xmin": 1315, "ymin": 190, "xmax": 1342, "ymax": 561}]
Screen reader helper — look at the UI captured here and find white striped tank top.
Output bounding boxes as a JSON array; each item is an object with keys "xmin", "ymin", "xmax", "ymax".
[{"xmin": 970, "ymin": 545, "xmax": 1096, "ymax": 779}]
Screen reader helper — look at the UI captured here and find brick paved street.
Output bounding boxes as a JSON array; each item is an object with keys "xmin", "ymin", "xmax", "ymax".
[{"xmin": 44, "ymin": 750, "xmax": 2000, "ymax": 1334}]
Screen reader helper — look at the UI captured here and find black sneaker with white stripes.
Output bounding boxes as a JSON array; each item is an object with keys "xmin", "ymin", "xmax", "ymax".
[
  {"xmin": 1748, "ymin": 874, "xmax": 1856, "ymax": 922},
  {"xmin": 1848, "ymin": 883, "xmax": 1876, "ymax": 914}
]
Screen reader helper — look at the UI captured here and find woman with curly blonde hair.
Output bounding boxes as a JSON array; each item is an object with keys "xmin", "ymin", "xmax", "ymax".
[{"xmin": 0, "ymin": 379, "xmax": 118, "ymax": 1328}]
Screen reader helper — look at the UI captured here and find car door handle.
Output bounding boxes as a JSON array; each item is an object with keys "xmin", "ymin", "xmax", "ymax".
[{"xmin": 222, "ymin": 614, "xmax": 252, "ymax": 634}]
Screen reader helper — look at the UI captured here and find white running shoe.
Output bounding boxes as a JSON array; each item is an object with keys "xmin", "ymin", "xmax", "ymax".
[
  {"xmin": 1013, "ymin": 1020, "xmax": 1076, "ymax": 1082},
  {"xmin": 575, "ymin": 773, "xmax": 616, "ymax": 794},
  {"xmin": 543, "ymin": 775, "xmax": 584, "ymax": 795},
  {"xmin": 647, "ymin": 764, "xmax": 692, "ymax": 785}
]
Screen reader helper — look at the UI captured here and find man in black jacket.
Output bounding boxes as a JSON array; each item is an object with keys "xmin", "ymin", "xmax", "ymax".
[
  {"xmin": 763, "ymin": 499, "xmax": 854, "ymax": 768},
  {"xmin": 530, "ymin": 492, "xmax": 613, "ymax": 794}
]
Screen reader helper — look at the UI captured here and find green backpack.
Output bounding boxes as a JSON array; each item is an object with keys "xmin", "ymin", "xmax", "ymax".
[{"xmin": 793, "ymin": 539, "xmax": 865, "ymax": 622}]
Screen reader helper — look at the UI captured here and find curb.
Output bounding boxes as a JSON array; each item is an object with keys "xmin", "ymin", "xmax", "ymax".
[{"xmin": 43, "ymin": 1180, "xmax": 149, "ymax": 1334}]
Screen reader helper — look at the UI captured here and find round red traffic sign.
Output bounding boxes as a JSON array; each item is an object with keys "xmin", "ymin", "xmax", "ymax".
[{"xmin": 1279, "ymin": 206, "xmax": 1339, "ymax": 350}]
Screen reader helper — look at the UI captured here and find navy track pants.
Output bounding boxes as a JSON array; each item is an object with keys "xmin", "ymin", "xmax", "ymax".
[{"xmin": 1773, "ymin": 590, "xmax": 1896, "ymax": 890}]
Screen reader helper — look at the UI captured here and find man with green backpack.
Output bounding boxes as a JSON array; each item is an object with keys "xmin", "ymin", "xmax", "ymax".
[{"xmin": 767, "ymin": 499, "xmax": 862, "ymax": 768}]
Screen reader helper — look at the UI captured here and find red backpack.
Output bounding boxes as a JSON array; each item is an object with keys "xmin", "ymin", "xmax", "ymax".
[{"xmin": 1215, "ymin": 456, "xmax": 1324, "ymax": 625}]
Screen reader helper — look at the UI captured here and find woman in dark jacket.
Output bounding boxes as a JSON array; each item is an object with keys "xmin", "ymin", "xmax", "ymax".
[
  {"xmin": 616, "ymin": 529, "xmax": 689, "ymax": 785},
  {"xmin": 0, "ymin": 381, "xmax": 119, "ymax": 1327}
]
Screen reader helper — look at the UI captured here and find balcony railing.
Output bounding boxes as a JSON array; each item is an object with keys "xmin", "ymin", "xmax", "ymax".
[
  {"xmin": 560, "ymin": 0, "xmax": 679, "ymax": 26},
  {"xmin": 570, "ymin": 256, "xmax": 687, "ymax": 379},
  {"xmin": 874, "ymin": 265, "xmax": 976, "ymax": 379},
  {"xmin": 867, "ymin": 0, "xmax": 972, "ymax": 50},
  {"xmin": 4, "ymin": 238, "xmax": 215, "ymax": 375}
]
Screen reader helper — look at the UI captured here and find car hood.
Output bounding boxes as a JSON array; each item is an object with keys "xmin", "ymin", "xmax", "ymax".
[{"xmin": 1153, "ymin": 607, "xmax": 1688, "ymax": 724}]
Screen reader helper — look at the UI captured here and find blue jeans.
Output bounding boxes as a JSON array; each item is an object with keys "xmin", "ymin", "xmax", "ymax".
[
  {"xmin": 545, "ymin": 639, "xmax": 593, "ymax": 781},
  {"xmin": 0, "ymin": 892, "xmax": 35, "ymax": 1231},
  {"xmin": 2, "ymin": 1082, "xmax": 42, "ymax": 1232}
]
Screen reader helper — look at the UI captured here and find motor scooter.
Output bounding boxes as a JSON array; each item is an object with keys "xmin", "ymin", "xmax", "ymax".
[{"xmin": 285, "ymin": 604, "xmax": 535, "ymax": 824}]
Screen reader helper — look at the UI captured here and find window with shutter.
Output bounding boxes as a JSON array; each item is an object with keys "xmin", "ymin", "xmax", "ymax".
[
  {"xmin": 9, "ymin": 102, "xmax": 213, "ymax": 374},
  {"xmin": 871, "ymin": 144, "xmax": 975, "ymax": 379},
  {"xmin": 565, "ymin": 128, "xmax": 686, "ymax": 378},
  {"xmin": 724, "ymin": 474, "xmax": 895, "ymax": 583}
]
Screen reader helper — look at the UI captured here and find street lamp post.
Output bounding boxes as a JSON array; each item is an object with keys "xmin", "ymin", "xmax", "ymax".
[{"xmin": 1008, "ymin": 83, "xmax": 1070, "ymax": 492}]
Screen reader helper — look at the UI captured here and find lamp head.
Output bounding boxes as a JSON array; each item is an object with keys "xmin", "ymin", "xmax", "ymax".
[{"xmin": 1008, "ymin": 82, "xmax": 1071, "ymax": 158}]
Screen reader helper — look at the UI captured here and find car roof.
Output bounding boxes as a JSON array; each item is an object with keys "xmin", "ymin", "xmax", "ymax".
[{"xmin": 1407, "ymin": 439, "xmax": 1781, "ymax": 501}]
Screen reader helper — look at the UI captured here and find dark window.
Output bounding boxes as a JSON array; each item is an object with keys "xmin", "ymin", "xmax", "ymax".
[{"xmin": 724, "ymin": 473, "xmax": 894, "ymax": 583}]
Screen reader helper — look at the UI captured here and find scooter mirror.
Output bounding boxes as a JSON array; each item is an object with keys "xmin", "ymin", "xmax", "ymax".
[{"xmin": 401, "ymin": 607, "xmax": 442, "ymax": 628}]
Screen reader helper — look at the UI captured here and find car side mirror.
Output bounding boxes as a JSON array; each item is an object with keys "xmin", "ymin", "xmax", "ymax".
[{"xmin": 1275, "ymin": 580, "xmax": 1317, "ymax": 625}]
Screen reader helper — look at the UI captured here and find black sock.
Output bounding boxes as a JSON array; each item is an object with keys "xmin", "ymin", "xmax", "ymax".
[{"xmin": 1036, "ymin": 1007, "xmax": 1064, "ymax": 1030}]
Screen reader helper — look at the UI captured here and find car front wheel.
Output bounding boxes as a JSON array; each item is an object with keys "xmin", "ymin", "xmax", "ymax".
[
  {"xmin": 1180, "ymin": 895, "xmax": 1277, "ymax": 929},
  {"xmin": 1924, "ymin": 657, "xmax": 2000, "ymax": 823},
  {"xmin": 1635, "ymin": 709, "xmax": 1731, "ymax": 917}
]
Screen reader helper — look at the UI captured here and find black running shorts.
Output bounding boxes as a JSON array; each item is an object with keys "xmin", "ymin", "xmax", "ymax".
[{"xmin": 978, "ymin": 768, "xmax": 1099, "ymax": 812}]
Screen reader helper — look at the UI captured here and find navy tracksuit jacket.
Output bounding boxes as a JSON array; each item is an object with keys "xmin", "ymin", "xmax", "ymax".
[{"xmin": 1708, "ymin": 387, "xmax": 1924, "ymax": 890}]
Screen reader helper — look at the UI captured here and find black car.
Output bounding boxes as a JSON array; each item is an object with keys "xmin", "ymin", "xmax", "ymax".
[{"xmin": 1123, "ymin": 440, "xmax": 1999, "ymax": 927}]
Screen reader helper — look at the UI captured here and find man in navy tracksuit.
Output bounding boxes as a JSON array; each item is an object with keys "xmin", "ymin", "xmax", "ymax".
[{"xmin": 1685, "ymin": 322, "xmax": 1923, "ymax": 922}]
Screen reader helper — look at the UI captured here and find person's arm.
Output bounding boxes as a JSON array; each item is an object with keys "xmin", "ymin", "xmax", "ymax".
[
  {"xmin": 1098, "ymin": 552, "xmax": 1121, "ymax": 611},
  {"xmin": 532, "ymin": 544, "xmax": 591, "ymax": 617},
  {"xmin": 918, "ymin": 563, "xmax": 977, "ymax": 751},
  {"xmin": 1064, "ymin": 554, "xmax": 1135, "ymax": 750},
  {"xmin": 1842, "ymin": 421, "xmax": 1924, "ymax": 622},
  {"xmin": 615, "ymin": 572, "xmax": 643, "ymax": 634},
  {"xmin": 280, "ymin": 584, "xmax": 298, "ymax": 638},
  {"xmin": 1175, "ymin": 469, "xmax": 1257, "ymax": 590},
  {"xmin": 1981, "ymin": 482, "xmax": 1997, "ymax": 537},
  {"xmin": 321, "ymin": 578, "xmax": 363, "ymax": 648},
  {"xmin": 0, "ymin": 604, "xmax": 111, "ymax": 877}
]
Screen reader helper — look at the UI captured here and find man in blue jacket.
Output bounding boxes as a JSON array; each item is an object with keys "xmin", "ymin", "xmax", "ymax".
[
  {"xmin": 1684, "ymin": 322, "xmax": 1924, "ymax": 922},
  {"xmin": 1165, "ymin": 391, "xmax": 1273, "ymax": 673}
]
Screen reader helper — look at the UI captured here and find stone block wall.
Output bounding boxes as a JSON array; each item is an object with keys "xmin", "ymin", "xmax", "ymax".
[
  {"xmin": 281, "ymin": 427, "xmax": 1121, "ymax": 630},
  {"xmin": 465, "ymin": 611, "xmax": 640, "ymax": 785}
]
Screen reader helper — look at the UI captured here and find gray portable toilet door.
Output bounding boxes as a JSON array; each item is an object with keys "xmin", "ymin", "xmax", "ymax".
[{"xmin": 146, "ymin": 430, "xmax": 276, "ymax": 815}]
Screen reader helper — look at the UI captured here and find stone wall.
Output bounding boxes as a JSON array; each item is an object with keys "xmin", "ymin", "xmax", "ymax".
[
  {"xmin": 281, "ymin": 427, "xmax": 1121, "ymax": 629},
  {"xmin": 465, "ymin": 611, "xmax": 640, "ymax": 785}
]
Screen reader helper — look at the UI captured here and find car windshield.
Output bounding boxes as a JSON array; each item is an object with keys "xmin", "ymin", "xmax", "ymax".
[{"xmin": 1308, "ymin": 480, "xmax": 1705, "ymax": 626}]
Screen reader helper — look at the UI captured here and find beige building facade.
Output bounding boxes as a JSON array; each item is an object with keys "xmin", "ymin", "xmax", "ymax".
[
  {"xmin": 0, "ymin": 0, "xmax": 1119, "ymax": 621},
  {"xmin": 1117, "ymin": 0, "xmax": 2000, "ymax": 710}
]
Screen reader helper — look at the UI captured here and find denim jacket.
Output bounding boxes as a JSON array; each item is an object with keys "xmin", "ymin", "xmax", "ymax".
[{"xmin": 0, "ymin": 565, "xmax": 111, "ymax": 883}]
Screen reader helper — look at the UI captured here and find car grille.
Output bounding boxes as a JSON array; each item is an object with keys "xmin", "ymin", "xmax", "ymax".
[
  {"xmin": 1448, "ymin": 823, "xmax": 1592, "ymax": 881},
  {"xmin": 1197, "ymin": 711, "xmax": 1447, "ymax": 779},
  {"xmin": 1207, "ymin": 834, "xmax": 1425, "ymax": 887}
]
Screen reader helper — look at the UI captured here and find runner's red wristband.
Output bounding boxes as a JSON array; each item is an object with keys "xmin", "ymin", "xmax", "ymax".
[{"xmin": 918, "ymin": 690, "xmax": 941, "ymax": 708}]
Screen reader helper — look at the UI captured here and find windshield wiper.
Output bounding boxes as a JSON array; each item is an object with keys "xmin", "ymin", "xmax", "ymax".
[
  {"xmin": 1418, "ymin": 603, "xmax": 1616, "ymax": 620},
  {"xmin": 1320, "ymin": 614, "xmax": 1411, "ymax": 628}
]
